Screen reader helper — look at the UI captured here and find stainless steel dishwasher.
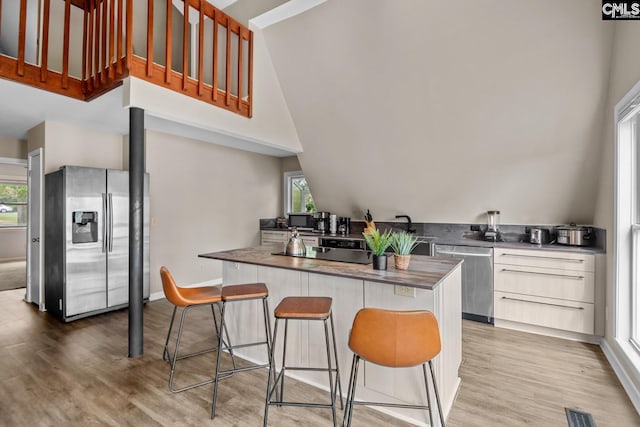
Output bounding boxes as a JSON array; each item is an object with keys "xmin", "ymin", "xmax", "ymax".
[{"xmin": 434, "ymin": 244, "xmax": 494, "ymax": 324}]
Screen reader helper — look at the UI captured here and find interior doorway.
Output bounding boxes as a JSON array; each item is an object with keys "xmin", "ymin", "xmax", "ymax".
[{"xmin": 0, "ymin": 157, "xmax": 28, "ymax": 294}]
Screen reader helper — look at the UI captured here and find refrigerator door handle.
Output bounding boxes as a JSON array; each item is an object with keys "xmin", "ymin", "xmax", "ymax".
[
  {"xmin": 102, "ymin": 193, "xmax": 108, "ymax": 253},
  {"xmin": 108, "ymin": 193, "xmax": 114, "ymax": 252}
]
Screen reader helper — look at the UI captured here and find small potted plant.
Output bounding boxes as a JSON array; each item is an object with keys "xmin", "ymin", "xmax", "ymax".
[
  {"xmin": 390, "ymin": 231, "xmax": 419, "ymax": 270},
  {"xmin": 363, "ymin": 227, "xmax": 393, "ymax": 270}
]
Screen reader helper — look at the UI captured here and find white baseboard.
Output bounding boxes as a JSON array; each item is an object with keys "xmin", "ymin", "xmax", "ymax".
[
  {"xmin": 601, "ymin": 339, "xmax": 640, "ymax": 414},
  {"xmin": 148, "ymin": 277, "xmax": 223, "ymax": 302}
]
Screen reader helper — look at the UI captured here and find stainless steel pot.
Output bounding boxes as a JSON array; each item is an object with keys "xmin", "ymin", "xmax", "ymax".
[{"xmin": 556, "ymin": 224, "xmax": 592, "ymax": 246}]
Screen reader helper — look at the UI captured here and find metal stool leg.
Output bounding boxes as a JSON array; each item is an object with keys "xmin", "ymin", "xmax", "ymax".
[
  {"xmin": 163, "ymin": 306, "xmax": 178, "ymax": 362},
  {"xmin": 279, "ymin": 318, "xmax": 289, "ymax": 402},
  {"xmin": 342, "ymin": 354, "xmax": 361, "ymax": 427},
  {"xmin": 329, "ymin": 312, "xmax": 343, "ymax": 409},
  {"xmin": 211, "ymin": 301, "xmax": 227, "ymax": 419},
  {"xmin": 324, "ymin": 318, "xmax": 337, "ymax": 427},
  {"xmin": 422, "ymin": 363, "xmax": 435, "ymax": 427},
  {"xmin": 264, "ymin": 317, "xmax": 280, "ymax": 427},
  {"xmin": 211, "ymin": 303, "xmax": 237, "ymax": 371},
  {"xmin": 429, "ymin": 360, "xmax": 446, "ymax": 427}
]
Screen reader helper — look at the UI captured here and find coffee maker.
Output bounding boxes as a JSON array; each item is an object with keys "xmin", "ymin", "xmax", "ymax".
[
  {"xmin": 313, "ymin": 211, "xmax": 330, "ymax": 234},
  {"xmin": 338, "ymin": 217, "xmax": 351, "ymax": 235}
]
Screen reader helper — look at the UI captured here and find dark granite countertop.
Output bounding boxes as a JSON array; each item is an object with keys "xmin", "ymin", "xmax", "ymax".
[
  {"xmin": 260, "ymin": 227, "xmax": 604, "ymax": 254},
  {"xmin": 199, "ymin": 246, "xmax": 463, "ymax": 290}
]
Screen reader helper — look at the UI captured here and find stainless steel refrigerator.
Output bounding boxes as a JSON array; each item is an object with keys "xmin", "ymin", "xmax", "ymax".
[{"xmin": 44, "ymin": 166, "xmax": 149, "ymax": 322}]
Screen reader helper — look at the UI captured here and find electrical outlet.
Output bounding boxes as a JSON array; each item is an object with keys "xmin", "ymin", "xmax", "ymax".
[{"xmin": 395, "ymin": 285, "xmax": 416, "ymax": 298}]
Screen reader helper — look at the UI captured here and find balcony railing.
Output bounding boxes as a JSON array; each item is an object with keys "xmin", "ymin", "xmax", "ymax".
[{"xmin": 0, "ymin": 0, "xmax": 253, "ymax": 117}]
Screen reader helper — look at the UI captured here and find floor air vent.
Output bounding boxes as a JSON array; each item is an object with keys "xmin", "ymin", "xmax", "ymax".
[{"xmin": 565, "ymin": 408, "xmax": 596, "ymax": 427}]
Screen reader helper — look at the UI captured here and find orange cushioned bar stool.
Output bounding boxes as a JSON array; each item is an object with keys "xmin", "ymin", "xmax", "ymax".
[
  {"xmin": 211, "ymin": 282, "xmax": 272, "ymax": 419},
  {"xmin": 264, "ymin": 296, "xmax": 343, "ymax": 427},
  {"xmin": 160, "ymin": 266, "xmax": 236, "ymax": 393},
  {"xmin": 343, "ymin": 308, "xmax": 446, "ymax": 427}
]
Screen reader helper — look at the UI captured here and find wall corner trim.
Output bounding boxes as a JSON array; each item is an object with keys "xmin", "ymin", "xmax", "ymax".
[{"xmin": 601, "ymin": 338, "xmax": 640, "ymax": 414}]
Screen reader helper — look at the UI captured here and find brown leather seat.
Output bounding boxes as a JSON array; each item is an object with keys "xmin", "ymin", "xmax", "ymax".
[
  {"xmin": 264, "ymin": 296, "xmax": 342, "ymax": 426},
  {"xmin": 160, "ymin": 266, "xmax": 232, "ymax": 394},
  {"xmin": 221, "ymin": 283, "xmax": 269, "ymax": 301},
  {"xmin": 348, "ymin": 308, "xmax": 441, "ymax": 368},
  {"xmin": 161, "ymin": 267, "xmax": 222, "ymax": 306},
  {"xmin": 274, "ymin": 296, "xmax": 332, "ymax": 319},
  {"xmin": 343, "ymin": 308, "xmax": 446, "ymax": 427}
]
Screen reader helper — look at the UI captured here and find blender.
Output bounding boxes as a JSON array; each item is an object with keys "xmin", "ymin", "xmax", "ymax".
[{"xmin": 484, "ymin": 210, "xmax": 502, "ymax": 241}]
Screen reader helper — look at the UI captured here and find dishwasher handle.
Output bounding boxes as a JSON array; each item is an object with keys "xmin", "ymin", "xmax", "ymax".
[{"xmin": 436, "ymin": 250, "xmax": 493, "ymax": 257}]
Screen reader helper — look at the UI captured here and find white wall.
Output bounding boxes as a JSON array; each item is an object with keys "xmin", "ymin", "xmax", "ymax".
[
  {"xmin": 262, "ymin": 0, "xmax": 614, "ymax": 225},
  {"xmin": 594, "ymin": 21, "xmax": 640, "ymax": 406},
  {"xmin": 146, "ymin": 130, "xmax": 281, "ymax": 293},
  {"xmin": 0, "ymin": 136, "xmax": 27, "ymax": 159},
  {"xmin": 39, "ymin": 121, "xmax": 124, "ymax": 173}
]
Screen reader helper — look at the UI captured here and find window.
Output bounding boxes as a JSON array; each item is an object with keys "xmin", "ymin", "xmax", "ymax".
[
  {"xmin": 284, "ymin": 171, "xmax": 316, "ymax": 215},
  {"xmin": 615, "ymin": 81, "xmax": 640, "ymax": 356},
  {"xmin": 0, "ymin": 182, "xmax": 27, "ymax": 227}
]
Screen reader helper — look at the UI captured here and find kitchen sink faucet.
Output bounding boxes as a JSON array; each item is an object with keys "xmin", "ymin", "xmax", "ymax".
[{"xmin": 395, "ymin": 215, "xmax": 416, "ymax": 233}]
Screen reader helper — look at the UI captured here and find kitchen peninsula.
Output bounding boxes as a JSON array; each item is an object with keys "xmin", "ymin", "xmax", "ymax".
[{"xmin": 199, "ymin": 246, "xmax": 463, "ymax": 426}]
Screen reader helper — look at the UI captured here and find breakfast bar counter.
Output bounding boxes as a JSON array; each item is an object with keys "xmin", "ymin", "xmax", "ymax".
[{"xmin": 199, "ymin": 246, "xmax": 462, "ymax": 426}]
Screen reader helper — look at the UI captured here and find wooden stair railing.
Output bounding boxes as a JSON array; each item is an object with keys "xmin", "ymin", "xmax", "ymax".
[{"xmin": 0, "ymin": 0, "xmax": 253, "ymax": 118}]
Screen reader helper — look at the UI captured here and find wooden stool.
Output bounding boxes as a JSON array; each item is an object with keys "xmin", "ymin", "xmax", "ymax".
[
  {"xmin": 264, "ymin": 296, "xmax": 343, "ymax": 427},
  {"xmin": 160, "ymin": 267, "xmax": 236, "ymax": 393},
  {"xmin": 343, "ymin": 308, "xmax": 446, "ymax": 427},
  {"xmin": 211, "ymin": 283, "xmax": 272, "ymax": 419}
]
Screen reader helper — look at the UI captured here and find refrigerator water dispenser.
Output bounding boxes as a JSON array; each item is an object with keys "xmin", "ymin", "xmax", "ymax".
[{"xmin": 72, "ymin": 211, "xmax": 98, "ymax": 243}]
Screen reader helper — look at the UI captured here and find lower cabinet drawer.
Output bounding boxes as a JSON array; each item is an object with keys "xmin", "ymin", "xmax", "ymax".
[
  {"xmin": 494, "ymin": 265, "xmax": 594, "ymax": 303},
  {"xmin": 494, "ymin": 291, "xmax": 594, "ymax": 335}
]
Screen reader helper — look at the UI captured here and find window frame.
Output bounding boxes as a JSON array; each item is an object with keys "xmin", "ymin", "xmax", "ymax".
[
  {"xmin": 0, "ymin": 180, "xmax": 28, "ymax": 228},
  {"xmin": 283, "ymin": 170, "xmax": 315, "ymax": 216},
  {"xmin": 614, "ymin": 79, "xmax": 640, "ymax": 360}
]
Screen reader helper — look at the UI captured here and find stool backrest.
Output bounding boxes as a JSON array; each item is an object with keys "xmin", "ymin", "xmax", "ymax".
[
  {"xmin": 348, "ymin": 308, "xmax": 441, "ymax": 368},
  {"xmin": 160, "ymin": 266, "xmax": 188, "ymax": 307}
]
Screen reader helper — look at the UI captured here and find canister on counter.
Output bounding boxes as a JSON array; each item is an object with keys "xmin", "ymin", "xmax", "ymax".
[{"xmin": 329, "ymin": 214, "xmax": 338, "ymax": 234}]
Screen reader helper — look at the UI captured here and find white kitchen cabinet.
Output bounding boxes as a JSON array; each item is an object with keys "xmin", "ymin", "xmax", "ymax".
[
  {"xmin": 261, "ymin": 230, "xmax": 288, "ymax": 250},
  {"xmin": 494, "ymin": 248, "xmax": 598, "ymax": 337}
]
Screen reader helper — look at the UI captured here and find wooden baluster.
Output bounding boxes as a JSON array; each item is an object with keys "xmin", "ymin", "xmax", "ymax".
[
  {"xmin": 17, "ymin": 0, "xmax": 27, "ymax": 76},
  {"xmin": 81, "ymin": 2, "xmax": 87, "ymax": 87},
  {"xmin": 101, "ymin": 0, "xmax": 107, "ymax": 83},
  {"xmin": 198, "ymin": 0, "xmax": 204, "ymax": 96},
  {"xmin": 182, "ymin": 0, "xmax": 188, "ymax": 89},
  {"xmin": 126, "ymin": 0, "xmax": 133, "ymax": 71},
  {"xmin": 237, "ymin": 28, "xmax": 242, "ymax": 111},
  {"xmin": 109, "ymin": 0, "xmax": 115, "ymax": 79},
  {"xmin": 41, "ymin": 0, "xmax": 51, "ymax": 82},
  {"xmin": 165, "ymin": 0, "xmax": 172, "ymax": 83},
  {"xmin": 248, "ymin": 29, "xmax": 253, "ymax": 117},
  {"xmin": 117, "ymin": 0, "xmax": 123, "ymax": 74},
  {"xmin": 62, "ymin": 0, "xmax": 71, "ymax": 88},
  {"xmin": 225, "ymin": 20, "xmax": 230, "ymax": 106},
  {"xmin": 94, "ymin": 0, "xmax": 101, "ymax": 86},
  {"xmin": 211, "ymin": 9, "xmax": 218, "ymax": 102},
  {"xmin": 146, "ymin": 0, "xmax": 154, "ymax": 77},
  {"xmin": 87, "ymin": 0, "xmax": 94, "ymax": 91}
]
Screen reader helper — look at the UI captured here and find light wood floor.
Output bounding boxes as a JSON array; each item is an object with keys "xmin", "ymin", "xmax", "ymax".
[{"xmin": 1, "ymin": 288, "xmax": 638, "ymax": 426}]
